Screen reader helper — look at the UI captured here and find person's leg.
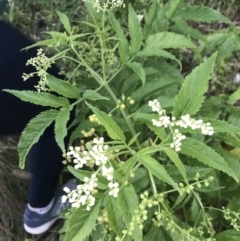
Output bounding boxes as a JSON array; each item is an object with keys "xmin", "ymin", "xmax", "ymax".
[{"xmin": 0, "ymin": 20, "xmax": 67, "ymax": 208}]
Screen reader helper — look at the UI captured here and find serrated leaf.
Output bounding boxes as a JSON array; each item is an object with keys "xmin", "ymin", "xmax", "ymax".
[
  {"xmin": 202, "ymin": 118, "xmax": 240, "ymax": 134},
  {"xmin": 68, "ymin": 166, "xmax": 108, "ymax": 189},
  {"xmin": 131, "ymin": 113, "xmax": 167, "ymax": 140},
  {"xmin": 118, "ymin": 185, "xmax": 142, "ymax": 241},
  {"xmin": 128, "ymin": 133, "xmax": 141, "ymax": 146},
  {"xmin": 54, "ymin": 106, "xmax": 72, "ymax": 153},
  {"xmin": 172, "ymin": 52, "xmax": 217, "ymax": 118},
  {"xmin": 136, "ymin": 49, "xmax": 181, "ymax": 68},
  {"xmin": 118, "ymin": 156, "xmax": 138, "ymax": 182},
  {"xmin": 131, "ymin": 77, "xmax": 179, "ymax": 102},
  {"xmin": 180, "ymin": 138, "xmax": 238, "ymax": 182},
  {"xmin": 57, "ymin": 11, "xmax": 71, "ymax": 34},
  {"xmin": 143, "ymin": 0, "xmax": 158, "ymax": 37},
  {"xmin": 47, "ymin": 75, "xmax": 80, "ymax": 98},
  {"xmin": 85, "ymin": 1, "xmax": 100, "ymax": 23},
  {"xmin": 126, "ymin": 62, "xmax": 146, "ymax": 86},
  {"xmin": 82, "ymin": 89, "xmax": 109, "ymax": 101},
  {"xmin": 172, "ymin": 17, "xmax": 207, "ymax": 42},
  {"xmin": 174, "ymin": 5, "xmax": 231, "ymax": 24},
  {"xmin": 69, "ymin": 120, "xmax": 97, "ymax": 144},
  {"xmin": 87, "ymin": 104, "xmax": 126, "ymax": 142},
  {"xmin": 139, "ymin": 155, "xmax": 178, "ymax": 189},
  {"xmin": 145, "ymin": 32, "xmax": 196, "ymax": 50},
  {"xmin": 190, "ymin": 194, "xmax": 202, "ymax": 223},
  {"xmin": 128, "ymin": 4, "xmax": 142, "ymax": 55},
  {"xmin": 66, "ymin": 197, "xmax": 101, "ymax": 241},
  {"xmin": 164, "ymin": 148, "xmax": 187, "ymax": 182},
  {"xmin": 18, "ymin": 109, "xmax": 59, "ymax": 169},
  {"xmin": 3, "ymin": 89, "xmax": 70, "ymax": 108},
  {"xmin": 165, "ymin": 0, "xmax": 183, "ymax": 19},
  {"xmin": 108, "ymin": 11, "xmax": 129, "ymax": 63},
  {"xmin": 215, "ymin": 229, "xmax": 240, "ymax": 241},
  {"xmin": 165, "ymin": 165, "xmax": 213, "ymax": 182},
  {"xmin": 105, "ymin": 195, "xmax": 124, "ymax": 237},
  {"xmin": 144, "ymin": 226, "xmax": 173, "ymax": 241},
  {"xmin": 228, "ymin": 88, "xmax": 240, "ymax": 105},
  {"xmin": 23, "ymin": 39, "xmax": 59, "ymax": 49}
]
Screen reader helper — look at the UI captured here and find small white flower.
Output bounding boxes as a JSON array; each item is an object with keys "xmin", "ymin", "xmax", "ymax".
[
  {"xmin": 137, "ymin": 14, "xmax": 144, "ymax": 22},
  {"xmin": 63, "ymin": 187, "xmax": 70, "ymax": 193},
  {"xmin": 108, "ymin": 182, "xmax": 119, "ymax": 198},
  {"xmin": 102, "ymin": 165, "xmax": 114, "ymax": 181},
  {"xmin": 62, "ymin": 195, "xmax": 67, "ymax": 203}
]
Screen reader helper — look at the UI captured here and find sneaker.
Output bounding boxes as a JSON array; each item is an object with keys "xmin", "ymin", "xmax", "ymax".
[{"xmin": 23, "ymin": 179, "xmax": 77, "ymax": 235}]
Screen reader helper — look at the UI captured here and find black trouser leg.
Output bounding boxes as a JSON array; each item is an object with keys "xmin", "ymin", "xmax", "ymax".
[{"xmin": 0, "ymin": 20, "xmax": 69, "ymax": 207}]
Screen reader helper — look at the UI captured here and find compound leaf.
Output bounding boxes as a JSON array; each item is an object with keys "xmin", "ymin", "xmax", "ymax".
[{"xmin": 18, "ymin": 109, "xmax": 59, "ymax": 169}]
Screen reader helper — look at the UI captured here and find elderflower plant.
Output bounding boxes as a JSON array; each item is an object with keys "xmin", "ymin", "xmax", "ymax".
[{"xmin": 148, "ymin": 99, "xmax": 214, "ymax": 152}]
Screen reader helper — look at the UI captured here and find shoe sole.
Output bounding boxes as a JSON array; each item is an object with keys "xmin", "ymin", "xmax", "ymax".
[{"xmin": 24, "ymin": 216, "xmax": 61, "ymax": 235}]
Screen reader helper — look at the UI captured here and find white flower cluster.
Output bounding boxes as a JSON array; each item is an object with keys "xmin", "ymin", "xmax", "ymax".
[
  {"xmin": 62, "ymin": 174, "xmax": 97, "ymax": 210},
  {"xmin": 83, "ymin": 0, "xmax": 125, "ymax": 12},
  {"xmin": 63, "ymin": 137, "xmax": 120, "ymax": 210},
  {"xmin": 148, "ymin": 99, "xmax": 214, "ymax": 152},
  {"xmin": 22, "ymin": 48, "xmax": 54, "ymax": 92},
  {"xmin": 67, "ymin": 137, "xmax": 108, "ymax": 169}
]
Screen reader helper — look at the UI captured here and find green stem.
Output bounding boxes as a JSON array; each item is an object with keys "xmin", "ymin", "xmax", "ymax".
[
  {"xmin": 71, "ymin": 45, "xmax": 103, "ymax": 85},
  {"xmin": 104, "ymin": 84, "xmax": 140, "ymax": 147},
  {"xmin": 149, "ymin": 172, "xmax": 157, "ymax": 194}
]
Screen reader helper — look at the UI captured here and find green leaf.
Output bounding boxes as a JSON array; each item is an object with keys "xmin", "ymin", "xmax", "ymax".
[
  {"xmin": 172, "ymin": 17, "xmax": 207, "ymax": 42},
  {"xmin": 105, "ymin": 195, "xmax": 124, "ymax": 237},
  {"xmin": 172, "ymin": 52, "xmax": 217, "ymax": 118},
  {"xmin": 118, "ymin": 185, "xmax": 142, "ymax": 241},
  {"xmin": 165, "ymin": 165, "xmax": 213, "ymax": 182},
  {"xmin": 84, "ymin": 1, "xmax": 100, "ymax": 24},
  {"xmin": 165, "ymin": 0, "xmax": 183, "ymax": 19},
  {"xmin": 228, "ymin": 87, "xmax": 240, "ymax": 105},
  {"xmin": 69, "ymin": 120, "xmax": 97, "ymax": 144},
  {"xmin": 131, "ymin": 113, "xmax": 167, "ymax": 140},
  {"xmin": 47, "ymin": 75, "xmax": 80, "ymax": 99},
  {"xmin": 144, "ymin": 226, "xmax": 173, "ymax": 241},
  {"xmin": 143, "ymin": 0, "xmax": 158, "ymax": 37},
  {"xmin": 126, "ymin": 62, "xmax": 146, "ymax": 86},
  {"xmin": 202, "ymin": 118, "xmax": 240, "ymax": 134},
  {"xmin": 118, "ymin": 156, "xmax": 138, "ymax": 182},
  {"xmin": 54, "ymin": 106, "xmax": 72, "ymax": 153},
  {"xmin": 180, "ymin": 138, "xmax": 238, "ymax": 182},
  {"xmin": 136, "ymin": 49, "xmax": 182, "ymax": 68},
  {"xmin": 57, "ymin": 11, "xmax": 71, "ymax": 34},
  {"xmin": 68, "ymin": 166, "xmax": 108, "ymax": 189},
  {"xmin": 18, "ymin": 109, "xmax": 59, "ymax": 169},
  {"xmin": 66, "ymin": 197, "xmax": 101, "ymax": 241},
  {"xmin": 215, "ymin": 229, "xmax": 240, "ymax": 241},
  {"xmin": 131, "ymin": 77, "xmax": 180, "ymax": 103},
  {"xmin": 139, "ymin": 155, "xmax": 178, "ymax": 189},
  {"xmin": 164, "ymin": 148, "xmax": 187, "ymax": 182},
  {"xmin": 108, "ymin": 11, "xmax": 129, "ymax": 63},
  {"xmin": 82, "ymin": 89, "xmax": 109, "ymax": 101},
  {"xmin": 145, "ymin": 32, "xmax": 196, "ymax": 50},
  {"xmin": 174, "ymin": 5, "xmax": 232, "ymax": 24},
  {"xmin": 87, "ymin": 104, "xmax": 126, "ymax": 142},
  {"xmin": 3, "ymin": 89, "xmax": 70, "ymax": 108},
  {"xmin": 128, "ymin": 133, "xmax": 141, "ymax": 146},
  {"xmin": 128, "ymin": 4, "xmax": 142, "ymax": 55}
]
